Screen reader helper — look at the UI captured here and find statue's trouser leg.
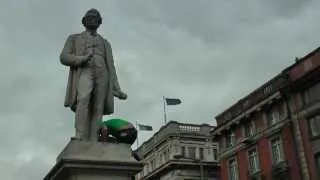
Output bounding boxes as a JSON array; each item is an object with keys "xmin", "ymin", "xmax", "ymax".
[
  {"xmin": 76, "ymin": 68, "xmax": 93, "ymax": 140},
  {"xmin": 89, "ymin": 68, "xmax": 107, "ymax": 141}
]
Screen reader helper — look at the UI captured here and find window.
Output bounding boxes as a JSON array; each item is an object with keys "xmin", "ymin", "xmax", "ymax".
[
  {"xmin": 243, "ymin": 100, "xmax": 250, "ymax": 108},
  {"xmin": 148, "ymin": 162, "xmax": 152, "ymax": 172},
  {"xmin": 248, "ymin": 148, "xmax": 260, "ymax": 173},
  {"xmin": 213, "ymin": 148, "xmax": 218, "ymax": 160},
  {"xmin": 228, "ymin": 158, "xmax": 239, "ymax": 180},
  {"xmin": 199, "ymin": 148, "xmax": 204, "ymax": 160},
  {"xmin": 163, "ymin": 151, "xmax": 167, "ymax": 162},
  {"xmin": 244, "ymin": 121, "xmax": 255, "ymax": 137},
  {"xmin": 188, "ymin": 147, "xmax": 196, "ymax": 159},
  {"xmin": 159, "ymin": 154, "xmax": 163, "ymax": 165},
  {"xmin": 224, "ymin": 112, "xmax": 232, "ymax": 121},
  {"xmin": 144, "ymin": 165, "xmax": 148, "ymax": 174},
  {"xmin": 309, "ymin": 115, "xmax": 320, "ymax": 138},
  {"xmin": 270, "ymin": 137, "xmax": 284, "ymax": 164},
  {"xmin": 151, "ymin": 159, "xmax": 156, "ymax": 169},
  {"xmin": 266, "ymin": 107, "xmax": 280, "ymax": 125},
  {"xmin": 226, "ymin": 131, "xmax": 236, "ymax": 147},
  {"xmin": 220, "ymin": 139, "xmax": 224, "ymax": 149},
  {"xmin": 303, "ymin": 83, "xmax": 320, "ymax": 105},
  {"xmin": 304, "ymin": 59, "xmax": 313, "ymax": 71},
  {"xmin": 175, "ymin": 144, "xmax": 179, "ymax": 153},
  {"xmin": 181, "ymin": 146, "xmax": 185, "ymax": 157},
  {"xmin": 264, "ymin": 85, "xmax": 273, "ymax": 95}
]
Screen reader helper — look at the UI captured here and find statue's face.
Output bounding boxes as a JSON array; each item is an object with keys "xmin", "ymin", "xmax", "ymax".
[{"xmin": 83, "ymin": 9, "xmax": 101, "ymax": 30}]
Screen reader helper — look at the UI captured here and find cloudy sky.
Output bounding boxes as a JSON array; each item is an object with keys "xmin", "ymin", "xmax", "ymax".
[{"xmin": 1, "ymin": 0, "xmax": 320, "ymax": 179}]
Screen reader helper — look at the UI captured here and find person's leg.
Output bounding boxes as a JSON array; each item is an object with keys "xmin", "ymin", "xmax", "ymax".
[
  {"xmin": 89, "ymin": 68, "xmax": 107, "ymax": 141},
  {"xmin": 127, "ymin": 128, "xmax": 138, "ymax": 145},
  {"xmin": 132, "ymin": 150, "xmax": 141, "ymax": 161},
  {"xmin": 75, "ymin": 68, "xmax": 93, "ymax": 140},
  {"xmin": 117, "ymin": 128, "xmax": 138, "ymax": 145}
]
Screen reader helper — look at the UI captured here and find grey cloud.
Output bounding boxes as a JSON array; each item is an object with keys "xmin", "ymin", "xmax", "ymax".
[{"xmin": 260, "ymin": 0, "xmax": 312, "ymax": 18}]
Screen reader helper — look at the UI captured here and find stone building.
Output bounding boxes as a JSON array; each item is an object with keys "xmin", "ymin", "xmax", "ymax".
[
  {"xmin": 212, "ymin": 47, "xmax": 320, "ymax": 180},
  {"xmin": 135, "ymin": 121, "xmax": 220, "ymax": 180}
]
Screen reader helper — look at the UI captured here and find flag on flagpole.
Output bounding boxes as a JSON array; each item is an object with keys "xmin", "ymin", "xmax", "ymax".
[
  {"xmin": 165, "ymin": 98, "xmax": 182, "ymax": 105},
  {"xmin": 138, "ymin": 124, "xmax": 153, "ymax": 131}
]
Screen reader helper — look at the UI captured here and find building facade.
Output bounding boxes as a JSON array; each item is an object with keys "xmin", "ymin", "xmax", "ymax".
[
  {"xmin": 212, "ymin": 47, "xmax": 320, "ymax": 180},
  {"xmin": 135, "ymin": 121, "xmax": 220, "ymax": 180},
  {"xmin": 282, "ymin": 48, "xmax": 320, "ymax": 180}
]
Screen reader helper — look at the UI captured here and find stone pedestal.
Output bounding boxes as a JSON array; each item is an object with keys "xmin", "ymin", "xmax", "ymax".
[{"xmin": 44, "ymin": 138, "xmax": 143, "ymax": 180}]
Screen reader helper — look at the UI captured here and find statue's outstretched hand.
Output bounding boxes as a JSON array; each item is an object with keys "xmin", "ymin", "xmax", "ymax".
[
  {"xmin": 119, "ymin": 92, "xmax": 128, "ymax": 100},
  {"xmin": 115, "ymin": 91, "xmax": 127, "ymax": 100}
]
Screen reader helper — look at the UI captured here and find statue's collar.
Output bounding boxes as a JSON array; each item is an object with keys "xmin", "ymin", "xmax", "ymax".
[{"xmin": 81, "ymin": 31, "xmax": 99, "ymax": 37}]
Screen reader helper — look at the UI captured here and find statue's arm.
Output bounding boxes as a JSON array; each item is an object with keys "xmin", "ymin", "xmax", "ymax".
[
  {"xmin": 60, "ymin": 35, "xmax": 85, "ymax": 67},
  {"xmin": 105, "ymin": 40, "xmax": 122, "ymax": 93}
]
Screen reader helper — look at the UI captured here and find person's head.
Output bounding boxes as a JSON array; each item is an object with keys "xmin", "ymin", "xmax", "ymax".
[
  {"xmin": 98, "ymin": 126, "xmax": 109, "ymax": 142},
  {"xmin": 82, "ymin": 8, "xmax": 102, "ymax": 31}
]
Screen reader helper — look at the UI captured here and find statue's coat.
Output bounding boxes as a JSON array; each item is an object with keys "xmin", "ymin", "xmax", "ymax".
[{"xmin": 60, "ymin": 31, "xmax": 122, "ymax": 115}]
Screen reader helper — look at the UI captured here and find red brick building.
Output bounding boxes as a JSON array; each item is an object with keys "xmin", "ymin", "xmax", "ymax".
[{"xmin": 212, "ymin": 47, "xmax": 320, "ymax": 180}]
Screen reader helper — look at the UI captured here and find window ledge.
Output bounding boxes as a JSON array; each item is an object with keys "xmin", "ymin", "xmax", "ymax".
[
  {"xmin": 248, "ymin": 170, "xmax": 263, "ymax": 180},
  {"xmin": 272, "ymin": 160, "xmax": 289, "ymax": 173},
  {"xmin": 249, "ymin": 169, "xmax": 262, "ymax": 175},
  {"xmin": 310, "ymin": 135, "xmax": 320, "ymax": 141}
]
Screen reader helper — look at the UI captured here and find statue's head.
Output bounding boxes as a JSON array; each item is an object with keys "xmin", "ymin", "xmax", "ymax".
[{"xmin": 82, "ymin": 8, "xmax": 102, "ymax": 31}]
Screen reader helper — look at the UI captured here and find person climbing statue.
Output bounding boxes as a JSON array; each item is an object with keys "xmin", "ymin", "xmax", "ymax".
[
  {"xmin": 98, "ymin": 118, "xmax": 141, "ymax": 161},
  {"xmin": 98, "ymin": 118, "xmax": 137, "ymax": 144}
]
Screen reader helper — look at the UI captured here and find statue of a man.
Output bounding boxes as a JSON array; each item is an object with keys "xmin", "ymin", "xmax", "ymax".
[{"xmin": 60, "ymin": 8, "xmax": 127, "ymax": 141}]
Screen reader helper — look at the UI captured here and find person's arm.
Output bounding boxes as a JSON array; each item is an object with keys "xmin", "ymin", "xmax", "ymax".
[{"xmin": 60, "ymin": 35, "xmax": 92, "ymax": 67}]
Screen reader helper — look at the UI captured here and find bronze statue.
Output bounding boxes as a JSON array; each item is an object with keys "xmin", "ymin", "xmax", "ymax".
[{"xmin": 60, "ymin": 8, "xmax": 127, "ymax": 141}]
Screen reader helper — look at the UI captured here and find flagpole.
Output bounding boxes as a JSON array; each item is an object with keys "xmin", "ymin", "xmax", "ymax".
[
  {"xmin": 136, "ymin": 121, "xmax": 139, "ymax": 148},
  {"xmin": 163, "ymin": 96, "xmax": 167, "ymax": 124}
]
